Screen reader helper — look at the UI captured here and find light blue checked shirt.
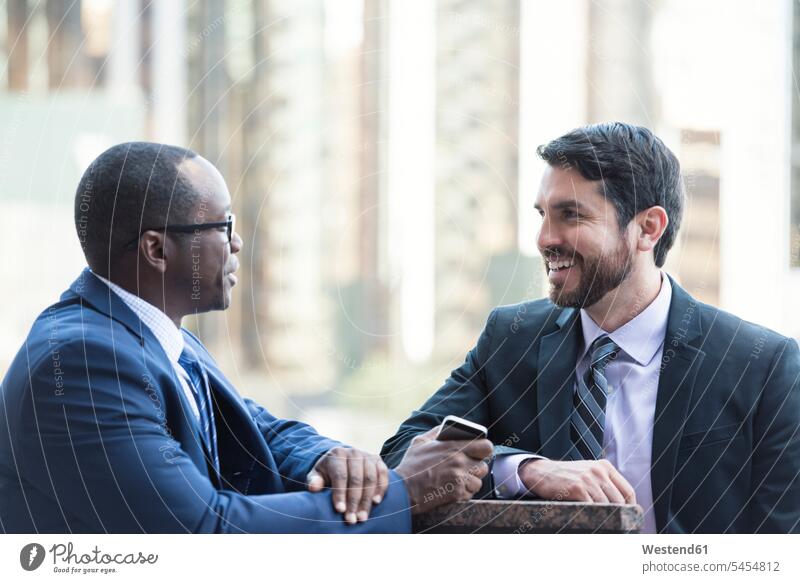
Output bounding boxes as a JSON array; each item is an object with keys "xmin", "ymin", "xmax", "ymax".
[{"xmin": 91, "ymin": 271, "xmax": 201, "ymax": 421}]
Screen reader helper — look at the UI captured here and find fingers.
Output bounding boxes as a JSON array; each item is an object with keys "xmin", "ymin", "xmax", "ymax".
[
  {"xmin": 582, "ymin": 460, "xmax": 633, "ymax": 504},
  {"xmin": 565, "ymin": 482, "xmax": 593, "ymax": 503},
  {"xmin": 397, "ymin": 435, "xmax": 493, "ymax": 513},
  {"xmin": 326, "ymin": 454, "xmax": 348, "ymax": 515},
  {"xmin": 463, "ymin": 474, "xmax": 483, "ymax": 495},
  {"xmin": 525, "ymin": 459, "xmax": 635, "ymax": 505},
  {"xmin": 345, "ymin": 456, "xmax": 365, "ymax": 524},
  {"xmin": 468, "ymin": 460, "xmax": 489, "ymax": 480},
  {"xmin": 374, "ymin": 459, "xmax": 389, "ymax": 505},
  {"xmin": 452, "ymin": 460, "xmax": 488, "ymax": 500},
  {"xmin": 355, "ymin": 457, "xmax": 378, "ymax": 522},
  {"xmin": 604, "ymin": 461, "xmax": 637, "ymax": 504},
  {"xmin": 584, "ymin": 483, "xmax": 610, "ymax": 503},
  {"xmin": 462, "ymin": 438, "xmax": 494, "ymax": 460},
  {"xmin": 600, "ymin": 481, "xmax": 625, "ymax": 504},
  {"xmin": 313, "ymin": 448, "xmax": 393, "ymax": 523},
  {"xmin": 411, "ymin": 426, "xmax": 440, "ymax": 447},
  {"xmin": 306, "ymin": 470, "xmax": 325, "ymax": 493}
]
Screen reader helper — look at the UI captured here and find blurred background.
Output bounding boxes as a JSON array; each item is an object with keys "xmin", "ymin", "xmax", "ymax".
[{"xmin": 1, "ymin": 0, "xmax": 798, "ymax": 451}]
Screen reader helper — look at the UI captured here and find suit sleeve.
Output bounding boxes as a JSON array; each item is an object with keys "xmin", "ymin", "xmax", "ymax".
[
  {"xmin": 187, "ymin": 329, "xmax": 345, "ymax": 493},
  {"xmin": 380, "ymin": 309, "xmax": 533, "ymax": 499},
  {"xmin": 244, "ymin": 399, "xmax": 343, "ymax": 492},
  {"xmin": 15, "ymin": 339, "xmax": 410, "ymax": 533},
  {"xmin": 749, "ymin": 337, "xmax": 800, "ymax": 533},
  {"xmin": 380, "ymin": 309, "xmax": 499, "ymax": 468}
]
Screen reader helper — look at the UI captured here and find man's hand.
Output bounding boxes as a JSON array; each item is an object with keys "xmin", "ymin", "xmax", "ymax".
[
  {"xmin": 307, "ymin": 447, "xmax": 389, "ymax": 524},
  {"xmin": 394, "ymin": 427, "xmax": 493, "ymax": 514},
  {"xmin": 519, "ymin": 458, "xmax": 636, "ymax": 504}
]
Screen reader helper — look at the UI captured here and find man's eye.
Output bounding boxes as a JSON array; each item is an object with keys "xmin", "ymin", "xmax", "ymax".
[{"xmin": 564, "ymin": 210, "xmax": 579, "ymax": 219}]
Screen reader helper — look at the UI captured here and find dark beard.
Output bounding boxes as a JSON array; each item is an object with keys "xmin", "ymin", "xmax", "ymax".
[{"xmin": 547, "ymin": 239, "xmax": 634, "ymax": 309}]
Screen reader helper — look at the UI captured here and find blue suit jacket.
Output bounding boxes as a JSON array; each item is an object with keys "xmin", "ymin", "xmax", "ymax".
[
  {"xmin": 0, "ymin": 269, "xmax": 411, "ymax": 533},
  {"xmin": 382, "ymin": 276, "xmax": 800, "ymax": 533}
]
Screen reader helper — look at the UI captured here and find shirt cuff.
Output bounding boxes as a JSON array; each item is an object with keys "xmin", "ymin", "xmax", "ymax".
[{"xmin": 492, "ymin": 453, "xmax": 543, "ymax": 498}]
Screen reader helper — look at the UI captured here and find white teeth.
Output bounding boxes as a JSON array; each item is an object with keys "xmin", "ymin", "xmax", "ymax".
[{"xmin": 548, "ymin": 259, "xmax": 576, "ymax": 271}]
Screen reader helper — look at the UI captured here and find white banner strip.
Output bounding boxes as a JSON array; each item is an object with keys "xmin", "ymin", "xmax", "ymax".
[{"xmin": 0, "ymin": 534, "xmax": 798, "ymax": 582}]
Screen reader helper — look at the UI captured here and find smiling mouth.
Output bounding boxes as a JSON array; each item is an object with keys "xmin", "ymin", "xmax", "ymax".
[{"xmin": 547, "ymin": 258, "xmax": 576, "ymax": 272}]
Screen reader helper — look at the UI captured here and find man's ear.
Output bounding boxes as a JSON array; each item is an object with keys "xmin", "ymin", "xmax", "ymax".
[
  {"xmin": 635, "ymin": 206, "xmax": 669, "ymax": 254},
  {"xmin": 138, "ymin": 231, "xmax": 168, "ymax": 274}
]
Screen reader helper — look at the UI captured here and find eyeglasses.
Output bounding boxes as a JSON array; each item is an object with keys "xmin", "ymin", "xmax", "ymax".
[{"xmin": 124, "ymin": 214, "xmax": 236, "ymax": 250}]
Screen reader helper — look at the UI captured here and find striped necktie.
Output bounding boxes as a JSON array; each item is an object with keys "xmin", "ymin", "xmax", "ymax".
[
  {"xmin": 178, "ymin": 345, "xmax": 220, "ymax": 473},
  {"xmin": 571, "ymin": 335, "xmax": 620, "ymax": 460}
]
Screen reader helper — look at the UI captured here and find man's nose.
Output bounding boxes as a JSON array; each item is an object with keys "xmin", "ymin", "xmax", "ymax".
[
  {"xmin": 536, "ymin": 216, "xmax": 561, "ymax": 252},
  {"xmin": 230, "ymin": 230, "xmax": 243, "ymax": 254}
]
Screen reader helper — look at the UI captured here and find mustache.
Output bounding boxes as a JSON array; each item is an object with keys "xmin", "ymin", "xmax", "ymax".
[{"xmin": 542, "ymin": 247, "xmax": 580, "ymax": 261}]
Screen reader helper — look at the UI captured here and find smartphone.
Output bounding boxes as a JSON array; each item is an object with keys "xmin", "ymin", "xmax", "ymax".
[{"xmin": 436, "ymin": 415, "xmax": 488, "ymax": 441}]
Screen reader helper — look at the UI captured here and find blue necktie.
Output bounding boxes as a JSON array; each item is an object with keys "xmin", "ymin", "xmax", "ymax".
[
  {"xmin": 571, "ymin": 335, "xmax": 620, "ymax": 460},
  {"xmin": 178, "ymin": 345, "xmax": 219, "ymax": 473}
]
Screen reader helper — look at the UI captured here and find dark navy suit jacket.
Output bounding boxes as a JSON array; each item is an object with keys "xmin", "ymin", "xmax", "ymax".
[
  {"xmin": 382, "ymin": 276, "xmax": 800, "ymax": 533},
  {"xmin": 0, "ymin": 269, "xmax": 411, "ymax": 533}
]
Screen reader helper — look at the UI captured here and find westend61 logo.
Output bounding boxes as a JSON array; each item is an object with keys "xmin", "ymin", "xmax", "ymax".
[{"xmin": 19, "ymin": 542, "xmax": 158, "ymax": 574}]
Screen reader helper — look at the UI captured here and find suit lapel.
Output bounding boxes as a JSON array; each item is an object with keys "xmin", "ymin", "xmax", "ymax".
[
  {"xmin": 651, "ymin": 277, "xmax": 705, "ymax": 532},
  {"xmin": 66, "ymin": 269, "xmax": 224, "ymax": 483},
  {"xmin": 163, "ymin": 359, "xmax": 220, "ymax": 482},
  {"xmin": 536, "ymin": 307, "xmax": 583, "ymax": 459},
  {"xmin": 186, "ymin": 338, "xmax": 284, "ymax": 494}
]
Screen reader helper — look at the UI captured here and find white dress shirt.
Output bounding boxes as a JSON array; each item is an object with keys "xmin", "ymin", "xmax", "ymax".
[
  {"xmin": 91, "ymin": 271, "xmax": 201, "ymax": 420},
  {"xmin": 494, "ymin": 273, "xmax": 672, "ymax": 533}
]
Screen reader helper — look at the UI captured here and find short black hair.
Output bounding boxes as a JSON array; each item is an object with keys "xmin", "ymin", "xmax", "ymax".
[
  {"xmin": 74, "ymin": 142, "xmax": 200, "ymax": 274},
  {"xmin": 536, "ymin": 122, "xmax": 684, "ymax": 267}
]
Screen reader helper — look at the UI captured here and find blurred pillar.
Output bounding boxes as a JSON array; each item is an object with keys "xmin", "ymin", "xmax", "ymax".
[
  {"xmin": 191, "ymin": 0, "xmax": 228, "ymax": 172},
  {"xmin": 587, "ymin": 0, "xmax": 657, "ymax": 125},
  {"xmin": 356, "ymin": 0, "xmax": 390, "ymax": 357},
  {"xmin": 239, "ymin": 0, "xmax": 270, "ymax": 368},
  {"xmin": 387, "ymin": 0, "xmax": 436, "ymax": 363},
  {"xmin": 434, "ymin": 0, "xmax": 522, "ymax": 360},
  {"xmin": 108, "ymin": 0, "xmax": 141, "ymax": 100},
  {"xmin": 45, "ymin": 0, "xmax": 88, "ymax": 89},
  {"xmin": 6, "ymin": 0, "xmax": 29, "ymax": 91},
  {"xmin": 151, "ymin": 0, "xmax": 186, "ymax": 145},
  {"xmin": 669, "ymin": 130, "xmax": 721, "ymax": 305},
  {"xmin": 246, "ymin": 0, "xmax": 335, "ymax": 392}
]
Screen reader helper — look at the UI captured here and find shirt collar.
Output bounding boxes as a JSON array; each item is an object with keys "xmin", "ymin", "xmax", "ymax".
[
  {"xmin": 579, "ymin": 272, "xmax": 672, "ymax": 366},
  {"xmin": 90, "ymin": 271, "xmax": 185, "ymax": 364}
]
